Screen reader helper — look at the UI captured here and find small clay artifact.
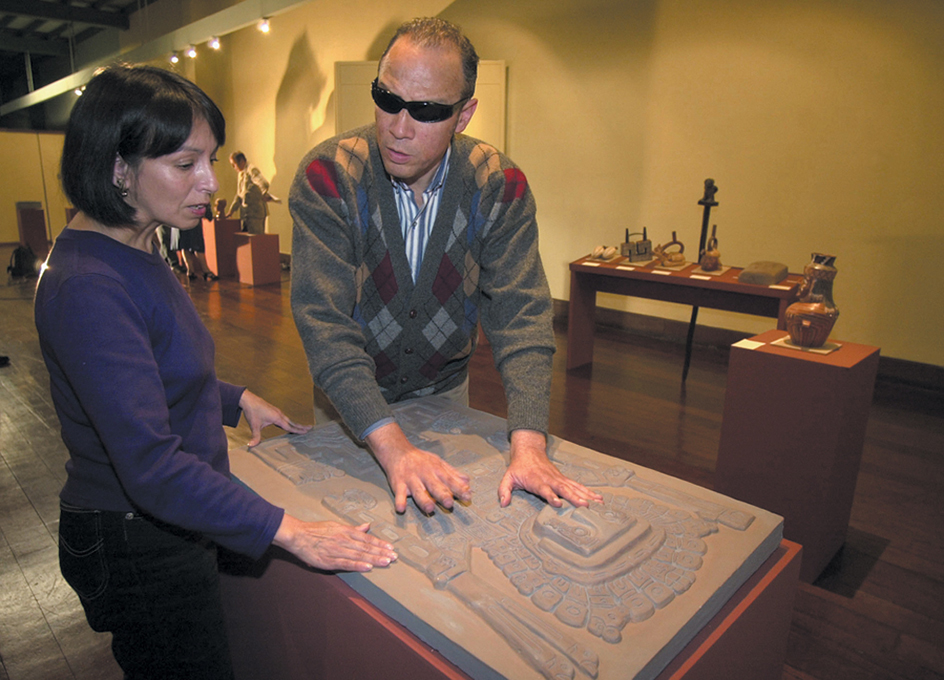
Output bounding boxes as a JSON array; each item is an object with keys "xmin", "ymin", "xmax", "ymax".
[
  {"xmin": 653, "ymin": 231, "xmax": 685, "ymax": 266},
  {"xmin": 591, "ymin": 245, "xmax": 619, "ymax": 260},
  {"xmin": 699, "ymin": 225, "xmax": 721, "ymax": 271}
]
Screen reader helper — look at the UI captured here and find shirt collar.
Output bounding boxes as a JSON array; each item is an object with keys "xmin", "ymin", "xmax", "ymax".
[{"xmin": 390, "ymin": 145, "xmax": 452, "ymax": 198}]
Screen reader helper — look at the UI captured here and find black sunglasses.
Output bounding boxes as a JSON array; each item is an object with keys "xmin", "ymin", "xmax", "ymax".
[{"xmin": 371, "ymin": 79, "xmax": 467, "ymax": 123}]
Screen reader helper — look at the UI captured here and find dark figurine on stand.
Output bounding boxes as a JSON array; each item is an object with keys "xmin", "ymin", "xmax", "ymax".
[
  {"xmin": 697, "ymin": 179, "xmax": 719, "ymax": 260},
  {"xmin": 683, "ymin": 179, "xmax": 720, "ymax": 382},
  {"xmin": 699, "ymin": 178, "xmax": 719, "ymax": 208}
]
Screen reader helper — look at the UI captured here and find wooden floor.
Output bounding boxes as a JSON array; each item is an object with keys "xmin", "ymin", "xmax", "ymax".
[{"xmin": 0, "ymin": 269, "xmax": 942, "ymax": 680}]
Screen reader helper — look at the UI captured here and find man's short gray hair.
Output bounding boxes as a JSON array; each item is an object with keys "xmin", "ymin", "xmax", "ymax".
[{"xmin": 381, "ymin": 17, "xmax": 479, "ymax": 100}]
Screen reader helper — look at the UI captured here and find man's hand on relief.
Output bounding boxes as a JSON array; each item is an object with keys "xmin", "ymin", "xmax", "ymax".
[
  {"xmin": 366, "ymin": 422, "xmax": 472, "ymax": 514},
  {"xmin": 498, "ymin": 429, "xmax": 604, "ymax": 509}
]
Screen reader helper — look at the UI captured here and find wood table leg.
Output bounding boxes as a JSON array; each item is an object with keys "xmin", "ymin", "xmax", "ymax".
[
  {"xmin": 682, "ymin": 306, "xmax": 699, "ymax": 382},
  {"xmin": 777, "ymin": 299, "xmax": 790, "ymax": 330},
  {"xmin": 567, "ymin": 271, "xmax": 597, "ymax": 370}
]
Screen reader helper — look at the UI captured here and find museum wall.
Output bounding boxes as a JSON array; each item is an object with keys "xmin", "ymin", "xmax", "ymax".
[
  {"xmin": 0, "ymin": 131, "xmax": 68, "ymax": 246},
  {"xmin": 448, "ymin": 0, "xmax": 943, "ymax": 367},
  {"xmin": 17, "ymin": 0, "xmax": 940, "ymax": 367}
]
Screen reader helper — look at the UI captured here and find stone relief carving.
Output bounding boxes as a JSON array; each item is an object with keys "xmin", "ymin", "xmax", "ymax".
[{"xmin": 246, "ymin": 399, "xmax": 775, "ymax": 680}]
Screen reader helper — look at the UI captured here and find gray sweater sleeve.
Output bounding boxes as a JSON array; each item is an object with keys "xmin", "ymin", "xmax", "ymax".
[
  {"xmin": 474, "ymin": 164, "xmax": 556, "ymax": 435},
  {"xmin": 289, "ymin": 144, "xmax": 394, "ymax": 437}
]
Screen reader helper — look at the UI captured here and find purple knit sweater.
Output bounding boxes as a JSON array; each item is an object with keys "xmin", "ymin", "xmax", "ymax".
[{"xmin": 35, "ymin": 229, "xmax": 282, "ymax": 559}]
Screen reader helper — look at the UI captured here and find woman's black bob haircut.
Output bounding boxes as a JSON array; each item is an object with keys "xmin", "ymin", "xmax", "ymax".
[{"xmin": 61, "ymin": 64, "xmax": 225, "ymax": 227}]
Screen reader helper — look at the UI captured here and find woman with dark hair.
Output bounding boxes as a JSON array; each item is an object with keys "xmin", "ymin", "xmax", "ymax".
[{"xmin": 35, "ymin": 64, "xmax": 397, "ymax": 679}]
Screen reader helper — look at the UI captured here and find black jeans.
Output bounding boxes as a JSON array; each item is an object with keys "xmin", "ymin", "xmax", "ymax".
[{"xmin": 58, "ymin": 503, "xmax": 235, "ymax": 680}]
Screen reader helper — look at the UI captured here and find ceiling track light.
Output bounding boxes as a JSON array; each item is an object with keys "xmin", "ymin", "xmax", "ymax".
[
  {"xmin": 186, "ymin": 45, "xmax": 197, "ymax": 59},
  {"xmin": 258, "ymin": 18, "xmax": 270, "ymax": 34},
  {"xmin": 169, "ymin": 51, "xmax": 180, "ymax": 64},
  {"xmin": 208, "ymin": 36, "xmax": 221, "ymax": 50}
]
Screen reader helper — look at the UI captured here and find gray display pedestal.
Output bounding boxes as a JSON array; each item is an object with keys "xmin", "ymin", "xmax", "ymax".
[{"xmin": 223, "ymin": 397, "xmax": 790, "ymax": 680}]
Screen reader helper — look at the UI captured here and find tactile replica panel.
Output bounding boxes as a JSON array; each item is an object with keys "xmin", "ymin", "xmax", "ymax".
[{"xmin": 229, "ymin": 397, "xmax": 782, "ymax": 680}]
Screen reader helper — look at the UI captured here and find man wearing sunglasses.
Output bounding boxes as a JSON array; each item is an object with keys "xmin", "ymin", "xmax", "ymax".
[{"xmin": 290, "ymin": 17, "xmax": 602, "ymax": 517}]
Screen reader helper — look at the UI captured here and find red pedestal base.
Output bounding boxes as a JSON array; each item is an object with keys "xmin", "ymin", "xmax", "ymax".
[
  {"xmin": 220, "ymin": 540, "xmax": 801, "ymax": 680},
  {"xmin": 203, "ymin": 217, "xmax": 241, "ymax": 278},
  {"xmin": 715, "ymin": 329, "xmax": 879, "ymax": 582},
  {"xmin": 17, "ymin": 204, "xmax": 48, "ymax": 260},
  {"xmin": 234, "ymin": 232, "xmax": 280, "ymax": 286}
]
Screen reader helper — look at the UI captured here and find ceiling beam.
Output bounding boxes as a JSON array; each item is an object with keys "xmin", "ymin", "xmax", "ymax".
[
  {"xmin": 0, "ymin": 34, "xmax": 70, "ymax": 57},
  {"xmin": 0, "ymin": 0, "xmax": 312, "ymax": 118},
  {"xmin": 0, "ymin": 0, "xmax": 131, "ymax": 30}
]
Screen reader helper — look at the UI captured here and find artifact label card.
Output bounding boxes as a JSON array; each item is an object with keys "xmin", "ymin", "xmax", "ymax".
[{"xmin": 228, "ymin": 397, "xmax": 783, "ymax": 680}]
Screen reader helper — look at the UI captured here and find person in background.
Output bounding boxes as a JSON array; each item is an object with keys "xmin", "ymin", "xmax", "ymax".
[
  {"xmin": 35, "ymin": 64, "xmax": 397, "ymax": 680},
  {"xmin": 225, "ymin": 151, "xmax": 270, "ymax": 234},
  {"xmin": 157, "ymin": 223, "xmax": 187, "ymax": 273},
  {"xmin": 289, "ymin": 17, "xmax": 602, "ymax": 516},
  {"xmin": 176, "ymin": 208, "xmax": 217, "ymax": 280}
]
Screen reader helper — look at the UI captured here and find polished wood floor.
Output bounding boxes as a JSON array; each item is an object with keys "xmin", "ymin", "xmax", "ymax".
[{"xmin": 0, "ymin": 269, "xmax": 941, "ymax": 679}]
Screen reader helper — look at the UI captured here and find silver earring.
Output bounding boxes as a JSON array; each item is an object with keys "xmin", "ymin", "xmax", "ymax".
[{"xmin": 116, "ymin": 179, "xmax": 129, "ymax": 198}]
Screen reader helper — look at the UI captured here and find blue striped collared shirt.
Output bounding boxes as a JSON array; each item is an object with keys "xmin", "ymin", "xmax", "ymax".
[{"xmin": 391, "ymin": 146, "xmax": 452, "ymax": 283}]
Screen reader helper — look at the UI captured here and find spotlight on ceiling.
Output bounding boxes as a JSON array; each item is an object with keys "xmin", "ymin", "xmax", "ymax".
[
  {"xmin": 186, "ymin": 45, "xmax": 198, "ymax": 59},
  {"xmin": 258, "ymin": 18, "xmax": 270, "ymax": 34},
  {"xmin": 208, "ymin": 36, "xmax": 221, "ymax": 50},
  {"xmin": 74, "ymin": 86, "xmax": 85, "ymax": 97},
  {"xmin": 169, "ymin": 52, "xmax": 180, "ymax": 64}
]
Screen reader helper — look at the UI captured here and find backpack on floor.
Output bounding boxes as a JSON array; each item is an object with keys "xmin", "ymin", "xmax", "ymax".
[{"xmin": 7, "ymin": 245, "xmax": 38, "ymax": 278}]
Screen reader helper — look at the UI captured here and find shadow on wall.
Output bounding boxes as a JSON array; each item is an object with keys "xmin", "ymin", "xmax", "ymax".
[
  {"xmin": 271, "ymin": 18, "xmax": 403, "ymax": 197},
  {"xmin": 366, "ymin": 20, "xmax": 402, "ymax": 62},
  {"xmin": 439, "ymin": 0, "xmax": 659, "ymax": 290},
  {"xmin": 272, "ymin": 32, "xmax": 328, "ymax": 203},
  {"xmin": 444, "ymin": 0, "xmax": 659, "ymax": 71}
]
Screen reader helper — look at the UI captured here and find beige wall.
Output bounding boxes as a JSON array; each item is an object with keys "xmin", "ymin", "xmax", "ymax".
[
  {"xmin": 0, "ymin": 130, "xmax": 68, "ymax": 245},
  {"xmin": 446, "ymin": 0, "xmax": 943, "ymax": 366},
  {"xmin": 22, "ymin": 0, "xmax": 943, "ymax": 366}
]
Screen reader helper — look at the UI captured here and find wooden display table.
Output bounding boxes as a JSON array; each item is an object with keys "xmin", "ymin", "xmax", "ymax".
[
  {"xmin": 567, "ymin": 256, "xmax": 802, "ymax": 372},
  {"xmin": 202, "ymin": 217, "xmax": 241, "ymax": 278},
  {"xmin": 233, "ymin": 232, "xmax": 280, "ymax": 286},
  {"xmin": 219, "ymin": 540, "xmax": 801, "ymax": 680},
  {"xmin": 714, "ymin": 329, "xmax": 880, "ymax": 582}
]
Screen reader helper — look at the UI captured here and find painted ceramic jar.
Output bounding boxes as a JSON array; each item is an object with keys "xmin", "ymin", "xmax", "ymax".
[{"xmin": 785, "ymin": 253, "xmax": 839, "ymax": 348}]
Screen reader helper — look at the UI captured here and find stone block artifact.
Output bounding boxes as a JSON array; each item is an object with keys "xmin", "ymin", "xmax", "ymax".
[
  {"xmin": 232, "ymin": 398, "xmax": 783, "ymax": 680},
  {"xmin": 738, "ymin": 261, "xmax": 788, "ymax": 285}
]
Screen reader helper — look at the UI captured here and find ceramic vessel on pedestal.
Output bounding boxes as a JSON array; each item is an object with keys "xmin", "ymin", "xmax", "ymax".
[{"xmin": 785, "ymin": 253, "xmax": 839, "ymax": 347}]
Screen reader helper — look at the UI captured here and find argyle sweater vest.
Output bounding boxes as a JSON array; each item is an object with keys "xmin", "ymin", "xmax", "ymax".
[{"xmin": 290, "ymin": 125, "xmax": 554, "ymax": 438}]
